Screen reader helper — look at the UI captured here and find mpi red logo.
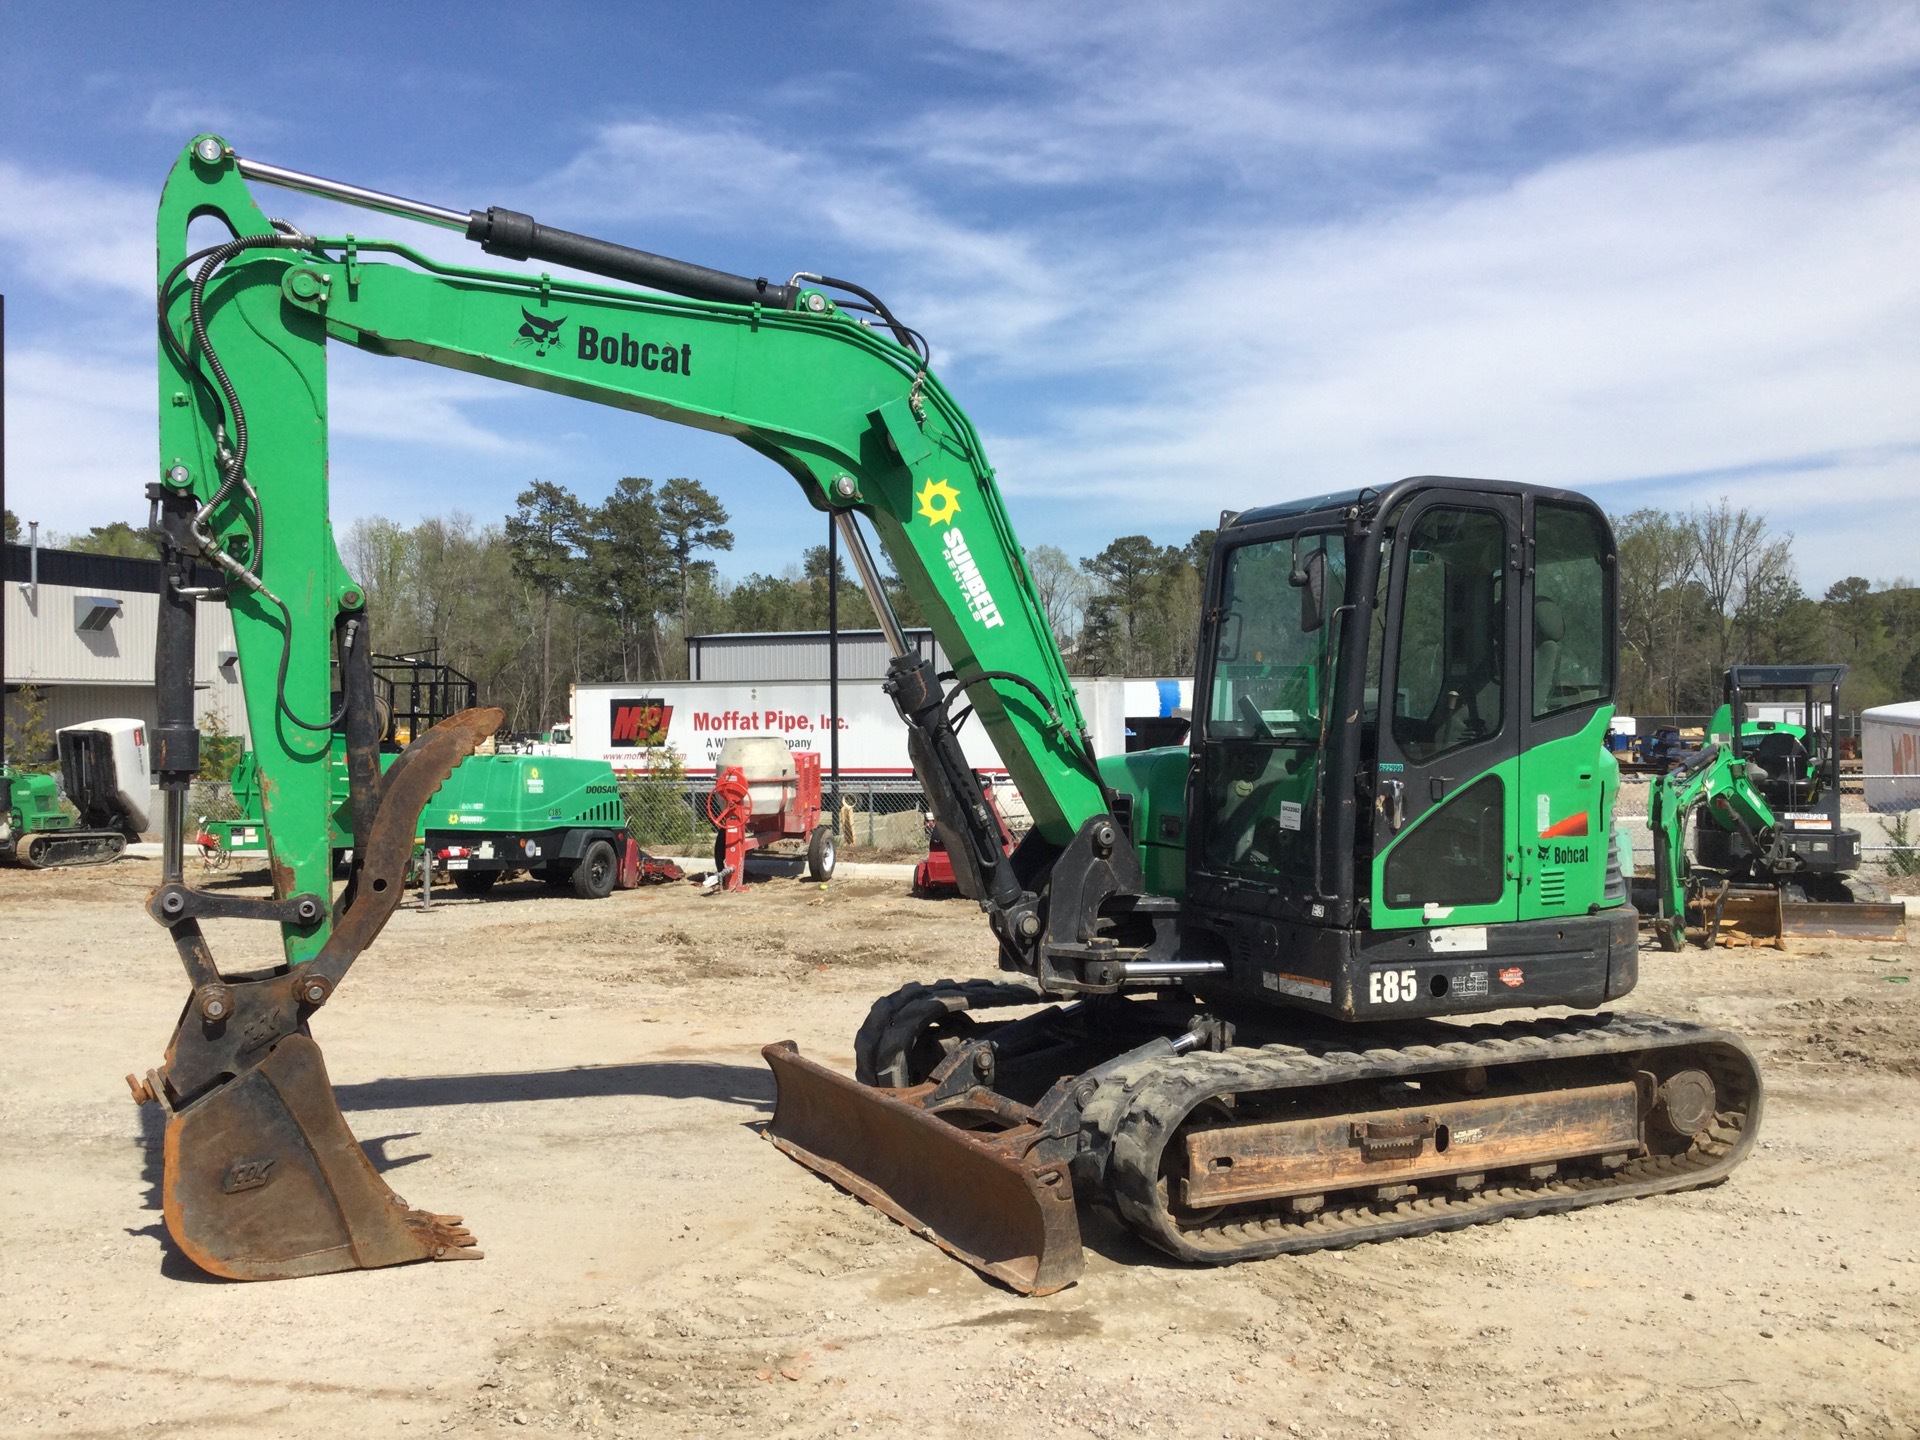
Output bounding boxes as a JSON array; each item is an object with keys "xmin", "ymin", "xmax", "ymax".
[{"xmin": 609, "ymin": 698, "xmax": 673, "ymax": 747}]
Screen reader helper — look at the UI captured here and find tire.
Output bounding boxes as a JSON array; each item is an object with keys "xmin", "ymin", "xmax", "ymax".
[
  {"xmin": 572, "ymin": 838, "xmax": 617, "ymax": 899},
  {"xmin": 452, "ymin": 868, "xmax": 499, "ymax": 896},
  {"xmin": 806, "ymin": 824, "xmax": 837, "ymax": 882}
]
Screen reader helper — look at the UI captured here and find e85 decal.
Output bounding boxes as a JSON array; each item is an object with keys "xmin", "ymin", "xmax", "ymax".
[{"xmin": 1369, "ymin": 968, "xmax": 1418, "ymax": 1005}]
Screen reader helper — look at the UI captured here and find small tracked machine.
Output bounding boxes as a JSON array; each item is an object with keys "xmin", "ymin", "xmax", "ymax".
[
  {"xmin": 3, "ymin": 720, "xmax": 151, "ymax": 868},
  {"xmin": 1643, "ymin": 664, "xmax": 1904, "ymax": 947},
  {"xmin": 131, "ymin": 136, "xmax": 1760, "ymax": 1291}
]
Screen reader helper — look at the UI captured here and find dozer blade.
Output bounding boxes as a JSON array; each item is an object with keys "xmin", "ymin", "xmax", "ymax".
[
  {"xmin": 761, "ymin": 1041, "xmax": 1083, "ymax": 1296},
  {"xmin": 158, "ymin": 1034, "xmax": 480, "ymax": 1280},
  {"xmin": 1782, "ymin": 900, "xmax": 1909, "ymax": 943}
]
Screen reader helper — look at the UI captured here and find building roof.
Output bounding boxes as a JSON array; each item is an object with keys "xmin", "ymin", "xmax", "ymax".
[{"xmin": 3, "ymin": 543, "xmax": 223, "ymax": 592}]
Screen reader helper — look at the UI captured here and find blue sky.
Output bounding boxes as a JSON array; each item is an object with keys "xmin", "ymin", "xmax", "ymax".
[{"xmin": 2, "ymin": 2, "xmax": 1916, "ymax": 591}]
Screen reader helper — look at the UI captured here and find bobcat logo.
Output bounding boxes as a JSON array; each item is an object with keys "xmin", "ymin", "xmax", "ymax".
[
  {"xmin": 515, "ymin": 308, "xmax": 568, "ymax": 357},
  {"xmin": 221, "ymin": 1158, "xmax": 276, "ymax": 1193}
]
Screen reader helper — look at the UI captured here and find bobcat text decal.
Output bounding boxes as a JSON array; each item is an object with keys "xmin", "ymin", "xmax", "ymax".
[{"xmin": 577, "ymin": 326, "xmax": 691, "ymax": 375}]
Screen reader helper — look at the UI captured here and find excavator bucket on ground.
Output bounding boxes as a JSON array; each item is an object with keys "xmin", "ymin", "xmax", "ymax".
[
  {"xmin": 135, "ymin": 707, "xmax": 500, "ymax": 1280},
  {"xmin": 147, "ymin": 1034, "xmax": 479, "ymax": 1279},
  {"xmin": 762, "ymin": 1041, "xmax": 1084, "ymax": 1295}
]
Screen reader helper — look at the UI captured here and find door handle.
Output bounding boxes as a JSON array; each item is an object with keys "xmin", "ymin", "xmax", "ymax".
[{"xmin": 1380, "ymin": 779, "xmax": 1405, "ymax": 832}]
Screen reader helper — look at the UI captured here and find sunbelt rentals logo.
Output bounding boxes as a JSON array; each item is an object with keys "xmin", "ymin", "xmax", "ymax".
[{"xmin": 916, "ymin": 477, "xmax": 1003, "ymax": 630}]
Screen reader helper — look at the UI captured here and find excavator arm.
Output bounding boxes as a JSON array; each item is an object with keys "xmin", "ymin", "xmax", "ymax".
[
  {"xmin": 139, "ymin": 135, "xmax": 1152, "ymax": 1284},
  {"xmin": 154, "ymin": 135, "xmax": 1122, "ymax": 968},
  {"xmin": 1647, "ymin": 738, "xmax": 1778, "ymax": 948}
]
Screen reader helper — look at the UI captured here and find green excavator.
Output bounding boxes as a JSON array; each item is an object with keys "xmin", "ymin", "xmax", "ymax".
[
  {"xmin": 133, "ymin": 135, "xmax": 1760, "ymax": 1292},
  {"xmin": 1644, "ymin": 664, "xmax": 1904, "ymax": 948}
]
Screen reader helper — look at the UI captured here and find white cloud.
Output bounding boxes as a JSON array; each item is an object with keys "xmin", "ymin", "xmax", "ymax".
[
  {"xmin": 976, "ymin": 117, "xmax": 1920, "ymax": 587},
  {"xmin": 327, "ymin": 362, "xmax": 547, "ymax": 458},
  {"xmin": 0, "ymin": 164, "xmax": 152, "ymax": 298},
  {"xmin": 533, "ymin": 119, "xmax": 1076, "ymax": 362},
  {"xmin": 4, "ymin": 348, "xmax": 154, "ymax": 531}
]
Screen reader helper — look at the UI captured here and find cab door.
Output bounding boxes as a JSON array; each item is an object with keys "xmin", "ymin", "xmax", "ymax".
[
  {"xmin": 1517, "ymin": 496, "xmax": 1616, "ymax": 919},
  {"xmin": 1369, "ymin": 491, "xmax": 1522, "ymax": 930}
]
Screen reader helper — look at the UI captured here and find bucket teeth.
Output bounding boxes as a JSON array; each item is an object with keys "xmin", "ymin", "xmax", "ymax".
[{"xmin": 762, "ymin": 1041, "xmax": 1083, "ymax": 1296}]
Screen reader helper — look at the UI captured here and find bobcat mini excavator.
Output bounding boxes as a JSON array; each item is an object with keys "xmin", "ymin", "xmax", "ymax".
[{"xmin": 135, "ymin": 136, "xmax": 1760, "ymax": 1291}]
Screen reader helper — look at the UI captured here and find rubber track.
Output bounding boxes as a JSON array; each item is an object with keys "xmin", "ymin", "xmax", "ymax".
[
  {"xmin": 852, "ymin": 977, "xmax": 1042, "ymax": 1086},
  {"xmin": 1082, "ymin": 1012, "xmax": 1762, "ymax": 1265}
]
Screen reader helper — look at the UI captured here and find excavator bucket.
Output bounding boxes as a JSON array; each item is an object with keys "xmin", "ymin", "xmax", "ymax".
[
  {"xmin": 154, "ymin": 1035, "xmax": 479, "ymax": 1279},
  {"xmin": 138, "ymin": 707, "xmax": 501, "ymax": 1280},
  {"xmin": 761, "ymin": 1041, "xmax": 1083, "ymax": 1295},
  {"xmin": 1781, "ymin": 900, "xmax": 1909, "ymax": 943}
]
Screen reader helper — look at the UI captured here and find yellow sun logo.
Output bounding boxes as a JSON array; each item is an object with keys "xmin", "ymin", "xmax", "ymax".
[{"xmin": 916, "ymin": 477, "xmax": 961, "ymax": 526}]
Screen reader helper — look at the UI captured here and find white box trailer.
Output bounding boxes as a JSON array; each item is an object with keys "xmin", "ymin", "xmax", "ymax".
[
  {"xmin": 1862, "ymin": 700, "xmax": 1920, "ymax": 812},
  {"xmin": 566, "ymin": 676, "xmax": 1180, "ymax": 777}
]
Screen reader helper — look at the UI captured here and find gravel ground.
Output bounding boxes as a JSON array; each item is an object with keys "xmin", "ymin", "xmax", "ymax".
[{"xmin": 3, "ymin": 857, "xmax": 1918, "ymax": 1439}]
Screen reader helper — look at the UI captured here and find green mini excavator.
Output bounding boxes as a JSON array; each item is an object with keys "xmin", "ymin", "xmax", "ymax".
[
  {"xmin": 1644, "ymin": 664, "xmax": 1904, "ymax": 948},
  {"xmin": 133, "ymin": 135, "xmax": 1760, "ymax": 1292}
]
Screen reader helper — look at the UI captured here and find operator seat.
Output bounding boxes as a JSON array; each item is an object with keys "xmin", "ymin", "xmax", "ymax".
[
  {"xmin": 1532, "ymin": 596, "xmax": 1564, "ymax": 715},
  {"xmin": 1748, "ymin": 731, "xmax": 1812, "ymax": 807}
]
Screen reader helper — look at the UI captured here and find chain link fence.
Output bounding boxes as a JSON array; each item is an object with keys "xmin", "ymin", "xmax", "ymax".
[
  {"xmin": 619, "ymin": 775, "xmax": 933, "ymax": 858},
  {"xmin": 188, "ymin": 780, "xmax": 242, "ymax": 824},
  {"xmin": 182, "ymin": 772, "xmax": 1043, "ymax": 868}
]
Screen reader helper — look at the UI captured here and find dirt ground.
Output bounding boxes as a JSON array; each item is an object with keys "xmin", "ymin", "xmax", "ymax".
[{"xmin": 3, "ymin": 859, "xmax": 1919, "ymax": 1440}]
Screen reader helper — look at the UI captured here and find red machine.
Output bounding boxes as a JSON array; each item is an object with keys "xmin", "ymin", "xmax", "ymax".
[
  {"xmin": 913, "ymin": 779, "xmax": 1015, "ymax": 898},
  {"xmin": 707, "ymin": 740, "xmax": 837, "ymax": 890}
]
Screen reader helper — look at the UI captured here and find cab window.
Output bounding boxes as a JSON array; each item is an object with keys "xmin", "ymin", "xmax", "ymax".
[
  {"xmin": 1531, "ymin": 503, "xmax": 1612, "ymax": 719},
  {"xmin": 1391, "ymin": 507, "xmax": 1505, "ymax": 763}
]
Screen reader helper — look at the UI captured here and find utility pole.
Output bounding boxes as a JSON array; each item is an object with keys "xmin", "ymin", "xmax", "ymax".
[{"xmin": 827, "ymin": 510, "xmax": 840, "ymax": 815}]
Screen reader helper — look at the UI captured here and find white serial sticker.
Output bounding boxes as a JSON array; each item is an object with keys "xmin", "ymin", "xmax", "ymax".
[
  {"xmin": 1279, "ymin": 800, "xmax": 1302, "ymax": 831},
  {"xmin": 1451, "ymin": 1126, "xmax": 1486, "ymax": 1145},
  {"xmin": 1537, "ymin": 793, "xmax": 1551, "ymax": 832},
  {"xmin": 1780, "ymin": 812, "xmax": 1829, "ymax": 824},
  {"xmin": 1423, "ymin": 903, "xmax": 1455, "ymax": 920},
  {"xmin": 1262, "ymin": 971, "xmax": 1331, "ymax": 1000},
  {"xmin": 446, "ymin": 858, "xmax": 468, "ymax": 869},
  {"xmin": 1428, "ymin": 926, "xmax": 1489, "ymax": 954},
  {"xmin": 1453, "ymin": 969, "xmax": 1490, "ymax": 999}
]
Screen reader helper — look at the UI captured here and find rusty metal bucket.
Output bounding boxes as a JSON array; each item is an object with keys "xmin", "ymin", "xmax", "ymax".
[
  {"xmin": 762, "ymin": 1041, "xmax": 1083, "ymax": 1295},
  {"xmin": 136, "ymin": 707, "xmax": 501, "ymax": 1280},
  {"xmin": 153, "ymin": 1034, "xmax": 479, "ymax": 1279}
]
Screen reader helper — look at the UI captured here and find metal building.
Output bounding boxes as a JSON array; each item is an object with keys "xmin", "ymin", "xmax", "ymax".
[
  {"xmin": 686, "ymin": 628, "xmax": 948, "ymax": 682},
  {"xmin": 3, "ymin": 542, "xmax": 250, "ymax": 761}
]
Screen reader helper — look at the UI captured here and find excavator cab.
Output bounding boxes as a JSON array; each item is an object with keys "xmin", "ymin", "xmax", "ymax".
[{"xmin": 1181, "ymin": 477, "xmax": 1640, "ymax": 1022}]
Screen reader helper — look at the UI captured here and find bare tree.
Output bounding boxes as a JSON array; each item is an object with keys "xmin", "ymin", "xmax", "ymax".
[
  {"xmin": 1023, "ymin": 544, "xmax": 1087, "ymax": 659},
  {"xmin": 1688, "ymin": 499, "xmax": 1795, "ymax": 678}
]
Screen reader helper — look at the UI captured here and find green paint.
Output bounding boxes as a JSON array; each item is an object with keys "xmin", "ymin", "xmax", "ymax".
[{"xmin": 158, "ymin": 137, "xmax": 1105, "ymax": 964}]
